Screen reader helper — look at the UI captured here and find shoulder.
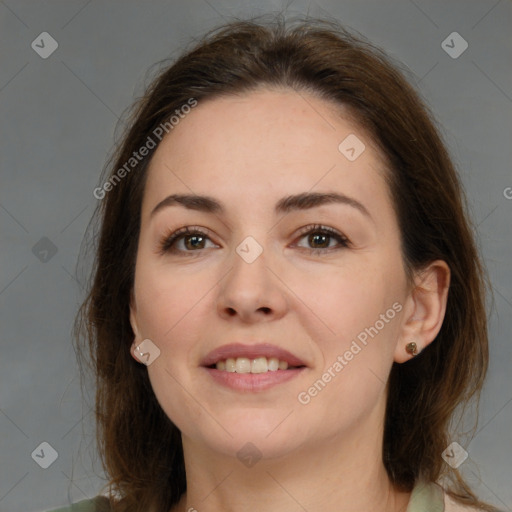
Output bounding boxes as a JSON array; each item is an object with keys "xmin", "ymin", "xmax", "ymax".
[
  {"xmin": 444, "ymin": 494, "xmax": 477, "ymax": 511},
  {"xmin": 45, "ymin": 496, "xmax": 112, "ymax": 512},
  {"xmin": 407, "ymin": 480, "xmax": 499, "ymax": 512},
  {"xmin": 444, "ymin": 492, "xmax": 502, "ymax": 512}
]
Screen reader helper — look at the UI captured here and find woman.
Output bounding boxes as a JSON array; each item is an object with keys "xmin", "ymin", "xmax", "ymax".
[{"xmin": 49, "ymin": 16, "xmax": 502, "ymax": 512}]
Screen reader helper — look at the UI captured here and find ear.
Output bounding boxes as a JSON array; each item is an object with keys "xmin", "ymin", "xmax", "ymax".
[
  {"xmin": 129, "ymin": 290, "xmax": 143, "ymax": 363},
  {"xmin": 394, "ymin": 260, "xmax": 450, "ymax": 363}
]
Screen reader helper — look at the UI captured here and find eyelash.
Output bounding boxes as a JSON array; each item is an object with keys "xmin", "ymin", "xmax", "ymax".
[{"xmin": 157, "ymin": 224, "xmax": 351, "ymax": 257}]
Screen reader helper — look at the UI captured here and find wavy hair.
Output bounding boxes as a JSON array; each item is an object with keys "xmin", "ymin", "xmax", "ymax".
[{"xmin": 75, "ymin": 15, "xmax": 496, "ymax": 512}]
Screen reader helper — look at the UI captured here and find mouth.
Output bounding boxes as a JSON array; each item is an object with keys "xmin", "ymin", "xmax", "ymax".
[
  {"xmin": 208, "ymin": 356, "xmax": 304, "ymax": 373},
  {"xmin": 201, "ymin": 342, "xmax": 307, "ymax": 371},
  {"xmin": 200, "ymin": 343, "xmax": 308, "ymax": 391}
]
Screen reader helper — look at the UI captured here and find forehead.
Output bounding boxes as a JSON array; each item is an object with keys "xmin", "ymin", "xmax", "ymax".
[{"xmin": 141, "ymin": 88, "xmax": 389, "ymax": 220}]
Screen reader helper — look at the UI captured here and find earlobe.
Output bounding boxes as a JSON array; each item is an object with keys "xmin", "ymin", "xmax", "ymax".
[
  {"xmin": 394, "ymin": 260, "xmax": 450, "ymax": 363},
  {"xmin": 129, "ymin": 291, "xmax": 142, "ymax": 362},
  {"xmin": 130, "ymin": 340, "xmax": 140, "ymax": 362},
  {"xmin": 129, "ymin": 290, "xmax": 139, "ymax": 337},
  {"xmin": 405, "ymin": 341, "xmax": 418, "ymax": 356}
]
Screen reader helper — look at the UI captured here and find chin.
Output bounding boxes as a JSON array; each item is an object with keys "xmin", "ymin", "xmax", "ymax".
[
  {"xmin": 203, "ymin": 431, "xmax": 303, "ymax": 463},
  {"xmin": 179, "ymin": 411, "xmax": 308, "ymax": 462}
]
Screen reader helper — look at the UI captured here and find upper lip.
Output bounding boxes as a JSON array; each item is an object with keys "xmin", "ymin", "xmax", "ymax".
[{"xmin": 201, "ymin": 343, "xmax": 307, "ymax": 368}]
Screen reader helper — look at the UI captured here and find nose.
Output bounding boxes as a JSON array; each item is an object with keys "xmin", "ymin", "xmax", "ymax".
[{"xmin": 216, "ymin": 241, "xmax": 289, "ymax": 324}]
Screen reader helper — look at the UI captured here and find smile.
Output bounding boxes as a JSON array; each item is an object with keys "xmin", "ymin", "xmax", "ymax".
[
  {"xmin": 211, "ymin": 356, "xmax": 302, "ymax": 373},
  {"xmin": 201, "ymin": 343, "xmax": 308, "ymax": 391}
]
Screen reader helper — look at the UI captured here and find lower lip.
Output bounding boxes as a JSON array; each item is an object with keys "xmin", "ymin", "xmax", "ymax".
[{"xmin": 203, "ymin": 367, "xmax": 306, "ymax": 392}]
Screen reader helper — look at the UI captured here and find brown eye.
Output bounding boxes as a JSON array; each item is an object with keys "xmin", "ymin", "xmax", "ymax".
[
  {"xmin": 182, "ymin": 234, "xmax": 207, "ymax": 250},
  {"xmin": 295, "ymin": 225, "xmax": 350, "ymax": 255},
  {"xmin": 307, "ymin": 232, "xmax": 330, "ymax": 249},
  {"xmin": 158, "ymin": 227, "xmax": 217, "ymax": 255}
]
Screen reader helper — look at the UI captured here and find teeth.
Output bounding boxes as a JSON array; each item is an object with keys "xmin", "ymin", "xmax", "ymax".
[
  {"xmin": 215, "ymin": 356, "xmax": 294, "ymax": 373},
  {"xmin": 225, "ymin": 358, "xmax": 236, "ymax": 372},
  {"xmin": 268, "ymin": 357, "xmax": 279, "ymax": 371},
  {"xmin": 235, "ymin": 357, "xmax": 251, "ymax": 374},
  {"xmin": 251, "ymin": 357, "xmax": 267, "ymax": 373}
]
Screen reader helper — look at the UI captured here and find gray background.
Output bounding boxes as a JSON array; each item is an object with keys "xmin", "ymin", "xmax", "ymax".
[{"xmin": 0, "ymin": 1, "xmax": 511, "ymax": 511}]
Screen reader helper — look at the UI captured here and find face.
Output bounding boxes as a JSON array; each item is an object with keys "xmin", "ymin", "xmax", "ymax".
[{"xmin": 129, "ymin": 88, "xmax": 411, "ymax": 460}]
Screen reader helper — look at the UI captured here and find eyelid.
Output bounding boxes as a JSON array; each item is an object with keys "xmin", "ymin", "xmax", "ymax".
[
  {"xmin": 292, "ymin": 224, "xmax": 351, "ymax": 253},
  {"xmin": 156, "ymin": 225, "xmax": 217, "ymax": 255},
  {"xmin": 157, "ymin": 223, "xmax": 351, "ymax": 256}
]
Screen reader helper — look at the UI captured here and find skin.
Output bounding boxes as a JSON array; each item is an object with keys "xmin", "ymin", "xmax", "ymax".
[{"xmin": 129, "ymin": 88, "xmax": 450, "ymax": 512}]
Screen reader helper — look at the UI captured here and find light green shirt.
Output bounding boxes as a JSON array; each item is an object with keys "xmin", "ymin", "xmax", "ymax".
[
  {"xmin": 407, "ymin": 480, "xmax": 445, "ymax": 511},
  {"xmin": 45, "ymin": 481, "xmax": 446, "ymax": 511},
  {"xmin": 46, "ymin": 495, "xmax": 110, "ymax": 512}
]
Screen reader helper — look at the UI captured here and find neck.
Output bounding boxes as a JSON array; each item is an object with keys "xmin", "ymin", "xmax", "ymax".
[{"xmin": 172, "ymin": 403, "xmax": 411, "ymax": 512}]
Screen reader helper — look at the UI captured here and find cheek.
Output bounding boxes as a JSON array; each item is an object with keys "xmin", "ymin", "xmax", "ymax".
[
  {"xmin": 289, "ymin": 254, "xmax": 404, "ymax": 412},
  {"xmin": 134, "ymin": 260, "xmax": 212, "ymax": 342},
  {"xmin": 292, "ymin": 266, "xmax": 401, "ymax": 429},
  {"xmin": 291, "ymin": 258, "xmax": 403, "ymax": 343},
  {"xmin": 134, "ymin": 264, "xmax": 216, "ymax": 431}
]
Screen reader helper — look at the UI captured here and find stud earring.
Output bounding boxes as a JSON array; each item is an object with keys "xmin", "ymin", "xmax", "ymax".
[{"xmin": 405, "ymin": 342, "xmax": 418, "ymax": 356}]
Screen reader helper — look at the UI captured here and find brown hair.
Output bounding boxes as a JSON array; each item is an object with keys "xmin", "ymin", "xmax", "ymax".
[{"xmin": 75, "ymin": 15, "xmax": 496, "ymax": 512}]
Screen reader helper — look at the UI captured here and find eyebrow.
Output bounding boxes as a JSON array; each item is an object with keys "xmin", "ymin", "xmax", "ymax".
[{"xmin": 150, "ymin": 192, "xmax": 372, "ymax": 220}]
